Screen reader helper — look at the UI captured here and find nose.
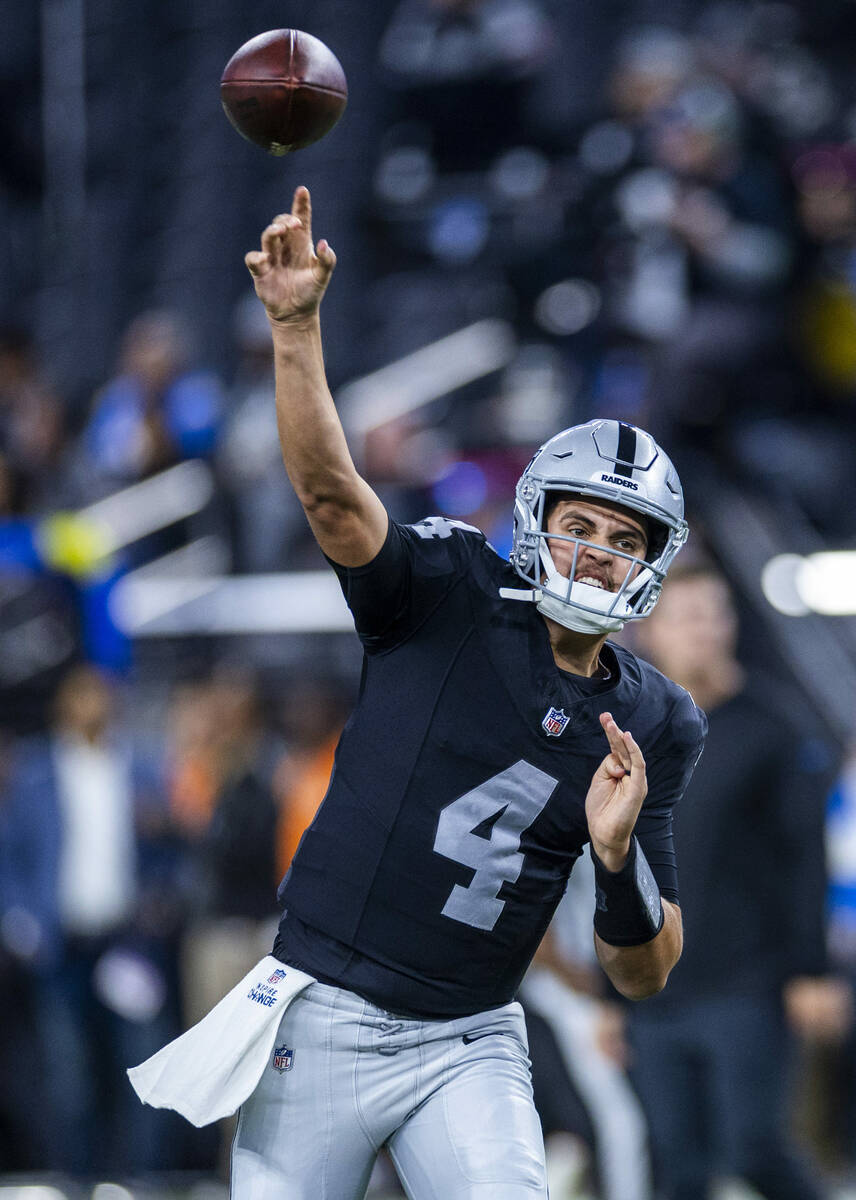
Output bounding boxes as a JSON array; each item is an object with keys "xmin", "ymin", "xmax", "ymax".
[{"xmin": 580, "ymin": 541, "xmax": 613, "ymax": 564}]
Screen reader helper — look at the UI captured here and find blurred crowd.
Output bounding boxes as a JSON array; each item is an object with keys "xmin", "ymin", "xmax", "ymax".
[
  {"xmin": 0, "ymin": 663, "xmax": 350, "ymax": 1176},
  {"xmin": 3, "ymin": 0, "xmax": 856, "ymax": 1195}
]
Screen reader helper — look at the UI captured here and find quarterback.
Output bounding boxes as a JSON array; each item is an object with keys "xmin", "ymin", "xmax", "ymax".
[{"xmin": 133, "ymin": 188, "xmax": 706, "ymax": 1199}]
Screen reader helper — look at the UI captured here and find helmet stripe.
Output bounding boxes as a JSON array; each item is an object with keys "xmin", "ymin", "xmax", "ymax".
[{"xmin": 615, "ymin": 422, "xmax": 637, "ymax": 478}]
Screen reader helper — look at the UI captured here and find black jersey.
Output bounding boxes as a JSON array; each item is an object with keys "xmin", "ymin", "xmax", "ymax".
[{"xmin": 274, "ymin": 517, "xmax": 706, "ymax": 1018}]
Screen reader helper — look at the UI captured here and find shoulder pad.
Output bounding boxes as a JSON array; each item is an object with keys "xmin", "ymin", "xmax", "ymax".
[
  {"xmin": 630, "ymin": 652, "xmax": 708, "ymax": 754},
  {"xmin": 408, "ymin": 517, "xmax": 485, "ymax": 542},
  {"xmin": 670, "ymin": 688, "xmax": 708, "ymax": 752}
]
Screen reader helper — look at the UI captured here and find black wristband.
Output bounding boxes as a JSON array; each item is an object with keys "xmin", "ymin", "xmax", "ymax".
[{"xmin": 592, "ymin": 836, "xmax": 664, "ymax": 947}]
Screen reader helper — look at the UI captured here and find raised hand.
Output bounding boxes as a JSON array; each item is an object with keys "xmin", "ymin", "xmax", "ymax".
[
  {"xmin": 585, "ymin": 711, "xmax": 648, "ymax": 872},
  {"xmin": 245, "ymin": 186, "xmax": 336, "ymax": 323}
]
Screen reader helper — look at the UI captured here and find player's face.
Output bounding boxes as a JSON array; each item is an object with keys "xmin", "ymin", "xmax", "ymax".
[{"xmin": 544, "ymin": 497, "xmax": 649, "ymax": 592}]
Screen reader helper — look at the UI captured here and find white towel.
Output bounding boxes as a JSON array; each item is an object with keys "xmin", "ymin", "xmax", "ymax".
[{"xmin": 127, "ymin": 955, "xmax": 314, "ymax": 1127}]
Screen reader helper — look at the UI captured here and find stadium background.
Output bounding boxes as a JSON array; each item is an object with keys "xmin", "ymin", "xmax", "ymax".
[{"xmin": 3, "ymin": 0, "xmax": 856, "ymax": 1196}]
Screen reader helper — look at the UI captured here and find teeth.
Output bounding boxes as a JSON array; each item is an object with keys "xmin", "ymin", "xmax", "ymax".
[{"xmin": 577, "ymin": 576, "xmax": 605, "ymax": 589}]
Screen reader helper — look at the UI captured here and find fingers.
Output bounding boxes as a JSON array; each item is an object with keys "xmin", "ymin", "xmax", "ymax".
[
  {"xmin": 292, "ymin": 185, "xmax": 312, "ymax": 227},
  {"xmin": 314, "ymin": 238, "xmax": 337, "ymax": 282},
  {"xmin": 244, "ymin": 250, "xmax": 269, "ymax": 278},
  {"xmin": 599, "ymin": 712, "xmax": 646, "ymax": 776},
  {"xmin": 599, "ymin": 712, "xmax": 631, "ymax": 771},
  {"xmin": 623, "ymin": 728, "xmax": 646, "ymax": 775},
  {"xmin": 603, "ymin": 756, "xmax": 626, "ymax": 780},
  {"xmin": 252, "ymin": 188, "xmax": 323, "ymax": 276},
  {"xmin": 260, "ymin": 215, "xmax": 299, "ymax": 263}
]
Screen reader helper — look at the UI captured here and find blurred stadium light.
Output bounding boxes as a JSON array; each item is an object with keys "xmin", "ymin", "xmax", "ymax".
[
  {"xmin": 125, "ymin": 535, "xmax": 231, "ymax": 580},
  {"xmin": 77, "ymin": 461, "xmax": 215, "ymax": 556},
  {"xmin": 0, "ymin": 1189, "xmax": 69, "ymax": 1200},
  {"xmin": 764, "ymin": 551, "xmax": 856, "ymax": 617},
  {"xmin": 110, "ymin": 571, "xmax": 352, "ymax": 636},
  {"xmin": 33, "ymin": 460, "xmax": 220, "ymax": 583},
  {"xmin": 760, "ymin": 553, "xmax": 811, "ymax": 617},
  {"xmin": 693, "ymin": 463, "xmax": 856, "ymax": 744}
]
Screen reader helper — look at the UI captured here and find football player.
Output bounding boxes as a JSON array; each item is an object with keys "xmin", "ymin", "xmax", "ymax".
[{"xmin": 229, "ymin": 188, "xmax": 707, "ymax": 1199}]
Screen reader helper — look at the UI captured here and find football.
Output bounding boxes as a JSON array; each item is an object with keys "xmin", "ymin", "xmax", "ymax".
[{"xmin": 220, "ymin": 30, "xmax": 347, "ymax": 156}]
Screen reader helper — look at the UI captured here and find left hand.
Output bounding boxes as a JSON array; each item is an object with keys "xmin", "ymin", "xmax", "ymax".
[{"xmin": 586, "ymin": 712, "xmax": 647, "ymax": 872}]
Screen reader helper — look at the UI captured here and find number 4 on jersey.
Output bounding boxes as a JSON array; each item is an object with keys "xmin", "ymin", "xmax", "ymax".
[{"xmin": 433, "ymin": 761, "xmax": 559, "ymax": 931}]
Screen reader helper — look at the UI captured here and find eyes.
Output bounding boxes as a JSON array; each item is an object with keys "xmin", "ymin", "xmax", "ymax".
[{"xmin": 561, "ymin": 523, "xmax": 645, "ymax": 554}]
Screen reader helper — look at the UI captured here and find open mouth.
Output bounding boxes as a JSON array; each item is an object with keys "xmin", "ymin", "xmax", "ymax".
[{"xmin": 575, "ymin": 574, "xmax": 608, "ymax": 590}]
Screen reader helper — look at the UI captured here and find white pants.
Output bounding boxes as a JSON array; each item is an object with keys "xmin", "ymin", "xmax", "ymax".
[{"xmin": 231, "ymin": 980, "xmax": 548, "ymax": 1200}]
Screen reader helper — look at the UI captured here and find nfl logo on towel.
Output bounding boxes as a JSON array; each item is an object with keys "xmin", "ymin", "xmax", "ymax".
[
  {"xmin": 272, "ymin": 1045, "xmax": 294, "ymax": 1073},
  {"xmin": 268, "ymin": 968, "xmax": 287, "ymax": 985},
  {"xmin": 542, "ymin": 707, "xmax": 570, "ymax": 737}
]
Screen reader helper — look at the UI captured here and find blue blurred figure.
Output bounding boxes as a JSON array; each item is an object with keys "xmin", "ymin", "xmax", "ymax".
[
  {"xmin": 84, "ymin": 310, "xmax": 222, "ymax": 490},
  {"xmin": 0, "ymin": 664, "xmax": 179, "ymax": 1174}
]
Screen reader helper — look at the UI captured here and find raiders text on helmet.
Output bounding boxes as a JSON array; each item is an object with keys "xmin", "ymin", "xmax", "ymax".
[{"xmin": 509, "ymin": 420, "xmax": 688, "ymax": 634}]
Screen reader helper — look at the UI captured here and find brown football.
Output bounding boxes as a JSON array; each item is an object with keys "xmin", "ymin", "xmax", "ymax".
[{"xmin": 220, "ymin": 30, "xmax": 347, "ymax": 156}]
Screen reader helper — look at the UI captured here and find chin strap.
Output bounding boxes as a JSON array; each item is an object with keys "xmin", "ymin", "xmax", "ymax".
[
  {"xmin": 499, "ymin": 586, "xmax": 541, "ymax": 602},
  {"xmin": 499, "ymin": 581, "xmax": 626, "ymax": 634},
  {"xmin": 537, "ymin": 589, "xmax": 626, "ymax": 634}
]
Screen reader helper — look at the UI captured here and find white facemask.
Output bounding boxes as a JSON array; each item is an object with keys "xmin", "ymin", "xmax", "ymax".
[
  {"xmin": 500, "ymin": 543, "xmax": 653, "ymax": 634},
  {"xmin": 535, "ymin": 571, "xmax": 627, "ymax": 634}
]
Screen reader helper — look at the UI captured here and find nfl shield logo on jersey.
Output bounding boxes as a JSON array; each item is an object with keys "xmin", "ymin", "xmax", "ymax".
[
  {"xmin": 272, "ymin": 1045, "xmax": 294, "ymax": 1073},
  {"xmin": 541, "ymin": 707, "xmax": 570, "ymax": 737}
]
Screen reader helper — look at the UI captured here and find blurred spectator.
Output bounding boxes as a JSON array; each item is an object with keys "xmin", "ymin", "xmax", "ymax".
[
  {"xmin": 0, "ymin": 325, "xmax": 67, "ymax": 513},
  {"xmin": 693, "ymin": 4, "xmax": 838, "ymax": 144},
  {"xmin": 218, "ymin": 295, "xmax": 306, "ymax": 571},
  {"xmin": 752, "ymin": 143, "xmax": 856, "ymax": 536},
  {"xmin": 575, "ymin": 28, "xmax": 802, "ymax": 445},
  {"xmin": 648, "ymin": 78, "xmax": 793, "ymax": 297},
  {"xmin": 0, "ymin": 664, "xmax": 174, "ymax": 1174},
  {"xmin": 165, "ymin": 670, "xmax": 299, "ymax": 1174},
  {"xmin": 522, "ymin": 848, "xmax": 652, "ymax": 1200},
  {"xmin": 274, "ymin": 678, "xmax": 350, "ymax": 878},
  {"xmin": 0, "ymin": 731, "xmax": 45, "ymax": 1170},
  {"xmin": 83, "ymin": 309, "xmax": 223, "ymax": 490},
  {"xmin": 819, "ymin": 752, "xmax": 856, "ymax": 1173},
  {"xmin": 0, "ymin": 446, "xmax": 84, "ymax": 729},
  {"xmin": 0, "ymin": 452, "xmax": 133, "ymax": 685},
  {"xmin": 378, "ymin": 0, "xmax": 556, "ymax": 171},
  {"xmin": 170, "ymin": 671, "xmax": 284, "ymax": 1026},
  {"xmin": 608, "ymin": 25, "xmax": 693, "ymax": 129},
  {"xmin": 828, "ymin": 749, "xmax": 856, "ymax": 980},
  {"xmin": 629, "ymin": 563, "xmax": 850, "ymax": 1200},
  {"xmin": 368, "ymin": 0, "xmax": 564, "ymax": 369}
]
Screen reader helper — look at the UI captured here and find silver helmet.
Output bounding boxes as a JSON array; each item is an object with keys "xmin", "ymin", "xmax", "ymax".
[{"xmin": 509, "ymin": 420, "xmax": 688, "ymax": 634}]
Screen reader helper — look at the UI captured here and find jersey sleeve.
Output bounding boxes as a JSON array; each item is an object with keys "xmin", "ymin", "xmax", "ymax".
[
  {"xmin": 635, "ymin": 690, "xmax": 707, "ymax": 905},
  {"xmin": 327, "ymin": 516, "xmax": 486, "ymax": 653}
]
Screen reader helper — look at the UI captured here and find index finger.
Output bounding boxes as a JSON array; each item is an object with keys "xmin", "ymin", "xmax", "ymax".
[
  {"xmin": 292, "ymin": 185, "xmax": 312, "ymax": 228},
  {"xmin": 599, "ymin": 711, "xmax": 631, "ymax": 769}
]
